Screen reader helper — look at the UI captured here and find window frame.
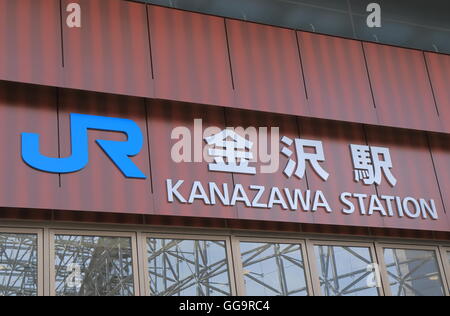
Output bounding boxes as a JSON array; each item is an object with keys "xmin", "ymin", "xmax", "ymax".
[
  {"xmin": 48, "ymin": 229, "xmax": 140, "ymax": 297},
  {"xmin": 438, "ymin": 246, "xmax": 450, "ymax": 294},
  {"xmin": 140, "ymin": 233, "xmax": 237, "ymax": 296},
  {"xmin": 375, "ymin": 243, "xmax": 450, "ymax": 296}
]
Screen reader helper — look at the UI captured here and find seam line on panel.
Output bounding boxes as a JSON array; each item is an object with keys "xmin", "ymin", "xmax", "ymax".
[
  {"xmin": 56, "ymin": 88, "xmax": 62, "ymax": 188},
  {"xmin": 362, "ymin": 124, "xmax": 380, "ymax": 198},
  {"xmin": 361, "ymin": 42, "xmax": 377, "ymax": 109},
  {"xmin": 426, "ymin": 133, "xmax": 447, "ymax": 215},
  {"xmin": 146, "ymin": 5, "xmax": 155, "ymax": 80},
  {"xmin": 295, "ymin": 31, "xmax": 309, "ymax": 100},
  {"xmin": 224, "ymin": 19, "xmax": 236, "ymax": 90},
  {"xmin": 223, "ymin": 107, "xmax": 239, "ymax": 220},
  {"xmin": 302, "ymin": 241, "xmax": 316, "ymax": 296},
  {"xmin": 423, "ymin": 52, "xmax": 440, "ymax": 116},
  {"xmin": 296, "ymin": 117, "xmax": 310, "ymax": 190},
  {"xmin": 59, "ymin": 0, "xmax": 65, "ymax": 68},
  {"xmin": 144, "ymin": 100, "xmax": 154, "ymax": 194}
]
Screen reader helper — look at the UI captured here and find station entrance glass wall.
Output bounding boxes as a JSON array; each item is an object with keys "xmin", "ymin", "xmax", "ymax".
[{"xmin": 0, "ymin": 225, "xmax": 449, "ymax": 296}]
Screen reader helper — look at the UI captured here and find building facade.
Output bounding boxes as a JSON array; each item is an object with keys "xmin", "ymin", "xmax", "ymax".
[{"xmin": 0, "ymin": 0, "xmax": 449, "ymax": 296}]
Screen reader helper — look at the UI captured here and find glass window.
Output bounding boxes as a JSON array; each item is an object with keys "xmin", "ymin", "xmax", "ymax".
[
  {"xmin": 54, "ymin": 235, "xmax": 135, "ymax": 296},
  {"xmin": 314, "ymin": 245, "xmax": 380, "ymax": 296},
  {"xmin": 350, "ymin": 0, "xmax": 450, "ymax": 30},
  {"xmin": 383, "ymin": 248, "xmax": 445, "ymax": 296},
  {"xmin": 0, "ymin": 233, "xmax": 38, "ymax": 296},
  {"xmin": 239, "ymin": 242, "xmax": 309, "ymax": 296},
  {"xmin": 142, "ymin": 0, "xmax": 450, "ymax": 54},
  {"xmin": 352, "ymin": 15, "xmax": 450, "ymax": 55},
  {"xmin": 146, "ymin": 238, "xmax": 232, "ymax": 296}
]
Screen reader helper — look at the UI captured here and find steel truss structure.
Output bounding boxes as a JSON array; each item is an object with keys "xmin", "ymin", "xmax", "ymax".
[
  {"xmin": 240, "ymin": 243, "xmax": 308, "ymax": 296},
  {"xmin": 384, "ymin": 249, "xmax": 445, "ymax": 296},
  {"xmin": 147, "ymin": 239, "xmax": 231, "ymax": 296},
  {"xmin": 0, "ymin": 234, "xmax": 38, "ymax": 296},
  {"xmin": 316, "ymin": 246, "xmax": 377, "ymax": 296},
  {"xmin": 54, "ymin": 236, "xmax": 135, "ymax": 296},
  {"xmin": 0, "ymin": 230, "xmax": 448, "ymax": 296}
]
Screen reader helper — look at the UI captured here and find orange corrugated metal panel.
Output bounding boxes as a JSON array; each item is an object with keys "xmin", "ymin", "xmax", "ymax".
[
  {"xmin": 57, "ymin": 89, "xmax": 153, "ymax": 214},
  {"xmin": 148, "ymin": 6, "xmax": 234, "ymax": 107},
  {"xmin": 227, "ymin": 19, "xmax": 309, "ymax": 116},
  {"xmin": 225, "ymin": 109, "xmax": 313, "ymax": 224},
  {"xmin": 428, "ymin": 133, "xmax": 450, "ymax": 218},
  {"xmin": 0, "ymin": 82, "xmax": 60, "ymax": 209},
  {"xmin": 0, "ymin": 0, "xmax": 63, "ymax": 86},
  {"xmin": 62, "ymin": 0, "xmax": 153, "ymax": 97},
  {"xmin": 425, "ymin": 53, "xmax": 450, "ymax": 133},
  {"xmin": 365, "ymin": 126, "xmax": 448, "ymax": 231},
  {"xmin": 363, "ymin": 43, "xmax": 441, "ymax": 132},
  {"xmin": 298, "ymin": 32, "xmax": 377, "ymax": 125},
  {"xmin": 147, "ymin": 99, "xmax": 238, "ymax": 219},
  {"xmin": 299, "ymin": 118, "xmax": 381, "ymax": 228}
]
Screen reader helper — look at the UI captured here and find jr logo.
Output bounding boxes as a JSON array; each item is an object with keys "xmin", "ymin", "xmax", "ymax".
[{"xmin": 21, "ymin": 113, "xmax": 146, "ymax": 179}]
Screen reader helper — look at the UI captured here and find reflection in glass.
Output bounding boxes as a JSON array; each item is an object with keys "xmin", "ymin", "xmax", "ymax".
[
  {"xmin": 314, "ymin": 245, "xmax": 379, "ymax": 296},
  {"xmin": 143, "ymin": 0, "xmax": 450, "ymax": 54},
  {"xmin": 240, "ymin": 242, "xmax": 309, "ymax": 296},
  {"xmin": 0, "ymin": 233, "xmax": 38, "ymax": 296},
  {"xmin": 384, "ymin": 248, "xmax": 445, "ymax": 296},
  {"xmin": 54, "ymin": 235, "xmax": 135, "ymax": 296},
  {"xmin": 147, "ymin": 239, "xmax": 231, "ymax": 296}
]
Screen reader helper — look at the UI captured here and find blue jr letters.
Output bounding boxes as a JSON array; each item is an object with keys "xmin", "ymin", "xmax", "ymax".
[{"xmin": 21, "ymin": 113, "xmax": 146, "ymax": 179}]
